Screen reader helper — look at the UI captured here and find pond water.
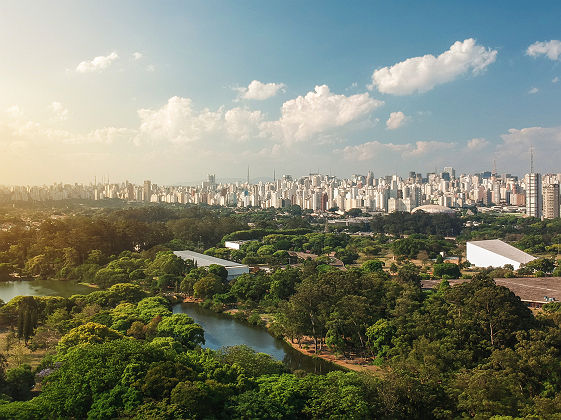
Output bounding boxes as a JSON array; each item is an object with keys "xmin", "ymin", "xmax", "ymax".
[
  {"xmin": 0, "ymin": 280, "xmax": 340, "ymax": 374},
  {"xmin": 0, "ymin": 279, "xmax": 94, "ymax": 303},
  {"xmin": 173, "ymin": 302, "xmax": 341, "ymax": 374}
]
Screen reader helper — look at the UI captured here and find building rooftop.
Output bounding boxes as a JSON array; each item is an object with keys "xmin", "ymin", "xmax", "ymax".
[
  {"xmin": 411, "ymin": 204, "xmax": 456, "ymax": 215},
  {"xmin": 422, "ymin": 277, "xmax": 561, "ymax": 305},
  {"xmin": 173, "ymin": 250, "xmax": 247, "ymax": 268},
  {"xmin": 467, "ymin": 239, "xmax": 535, "ymax": 264}
]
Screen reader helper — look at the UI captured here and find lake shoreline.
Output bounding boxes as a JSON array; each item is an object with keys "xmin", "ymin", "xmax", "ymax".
[
  {"xmin": 282, "ymin": 337, "xmax": 381, "ymax": 374},
  {"xmin": 179, "ymin": 296, "xmax": 381, "ymax": 374}
]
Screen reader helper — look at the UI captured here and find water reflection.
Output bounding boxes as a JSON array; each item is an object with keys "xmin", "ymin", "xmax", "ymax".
[
  {"xmin": 173, "ymin": 302, "xmax": 341, "ymax": 374},
  {"xmin": 0, "ymin": 279, "xmax": 94, "ymax": 302}
]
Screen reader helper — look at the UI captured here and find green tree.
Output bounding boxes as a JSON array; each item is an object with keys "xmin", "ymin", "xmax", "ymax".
[
  {"xmin": 57, "ymin": 322, "xmax": 124, "ymax": 353},
  {"xmin": 156, "ymin": 313, "xmax": 205, "ymax": 349},
  {"xmin": 269, "ymin": 268, "xmax": 301, "ymax": 301},
  {"xmin": 366, "ymin": 319, "xmax": 395, "ymax": 358},
  {"xmin": 193, "ymin": 275, "xmax": 224, "ymax": 299},
  {"xmin": 217, "ymin": 345, "xmax": 286, "ymax": 377},
  {"xmin": 397, "ymin": 263, "xmax": 421, "ymax": 287},
  {"xmin": 145, "ymin": 251, "xmax": 186, "ymax": 278},
  {"xmin": 135, "ymin": 296, "xmax": 172, "ymax": 323},
  {"xmin": 208, "ymin": 264, "xmax": 228, "ymax": 282},
  {"xmin": 17, "ymin": 296, "xmax": 38, "ymax": 344},
  {"xmin": 4, "ymin": 364, "xmax": 34, "ymax": 401},
  {"xmin": 362, "ymin": 260, "xmax": 384, "ymax": 273},
  {"xmin": 433, "ymin": 262, "xmax": 461, "ymax": 279}
]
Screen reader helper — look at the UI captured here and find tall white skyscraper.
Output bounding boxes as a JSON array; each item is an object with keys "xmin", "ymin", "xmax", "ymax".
[{"xmin": 526, "ymin": 173, "xmax": 542, "ymax": 218}]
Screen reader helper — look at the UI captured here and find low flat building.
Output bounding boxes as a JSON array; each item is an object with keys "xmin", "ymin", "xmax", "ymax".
[
  {"xmin": 466, "ymin": 239, "xmax": 535, "ymax": 270},
  {"xmin": 173, "ymin": 250, "xmax": 249, "ymax": 280},
  {"xmin": 224, "ymin": 240, "xmax": 252, "ymax": 250},
  {"xmin": 422, "ymin": 277, "xmax": 561, "ymax": 308}
]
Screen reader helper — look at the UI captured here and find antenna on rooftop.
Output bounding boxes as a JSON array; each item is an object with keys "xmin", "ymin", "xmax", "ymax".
[
  {"xmin": 247, "ymin": 166, "xmax": 250, "ymax": 185},
  {"xmin": 493, "ymin": 159, "xmax": 497, "ymax": 176},
  {"xmin": 530, "ymin": 146, "xmax": 534, "ymax": 174}
]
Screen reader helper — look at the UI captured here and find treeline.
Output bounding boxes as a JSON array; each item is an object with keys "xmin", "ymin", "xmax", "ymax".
[
  {"xmin": 369, "ymin": 211, "xmax": 463, "ymax": 236},
  {"xmin": 0, "ymin": 205, "xmax": 322, "ymax": 282},
  {"xmin": 206, "ymin": 231, "xmax": 360, "ymax": 266},
  {"xmin": 192, "ymin": 261, "xmax": 561, "ymax": 418},
  {"xmin": 0, "ymin": 207, "xmax": 249, "ymax": 281},
  {"xmin": 3, "ymin": 271, "xmax": 561, "ymax": 417}
]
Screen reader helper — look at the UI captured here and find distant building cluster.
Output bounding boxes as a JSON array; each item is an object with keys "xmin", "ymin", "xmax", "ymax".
[{"xmin": 1, "ymin": 168, "xmax": 561, "ymax": 218}]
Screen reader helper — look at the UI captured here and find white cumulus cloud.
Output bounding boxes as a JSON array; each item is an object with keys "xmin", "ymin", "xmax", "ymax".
[
  {"xmin": 466, "ymin": 137, "xmax": 489, "ymax": 151},
  {"xmin": 270, "ymin": 85, "xmax": 383, "ymax": 143},
  {"xmin": 237, "ymin": 80, "xmax": 286, "ymax": 100},
  {"xmin": 50, "ymin": 102, "xmax": 69, "ymax": 121},
  {"xmin": 76, "ymin": 52, "xmax": 119, "ymax": 73},
  {"xmin": 528, "ymin": 87, "xmax": 539, "ymax": 94},
  {"xmin": 552, "ymin": 76, "xmax": 559, "ymax": 83},
  {"xmin": 224, "ymin": 108, "xmax": 266, "ymax": 140},
  {"xmin": 526, "ymin": 40, "xmax": 561, "ymax": 61},
  {"xmin": 386, "ymin": 111, "xmax": 407, "ymax": 130},
  {"xmin": 135, "ymin": 86, "xmax": 383, "ymax": 146},
  {"xmin": 369, "ymin": 38, "xmax": 497, "ymax": 95},
  {"xmin": 132, "ymin": 52, "xmax": 143, "ymax": 60},
  {"xmin": 137, "ymin": 96, "xmax": 223, "ymax": 144}
]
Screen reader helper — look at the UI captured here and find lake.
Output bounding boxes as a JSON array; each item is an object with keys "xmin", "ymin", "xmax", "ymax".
[
  {"xmin": 174, "ymin": 302, "xmax": 340, "ymax": 374},
  {"xmin": 0, "ymin": 280, "xmax": 340, "ymax": 373},
  {"xmin": 0, "ymin": 279, "xmax": 94, "ymax": 303}
]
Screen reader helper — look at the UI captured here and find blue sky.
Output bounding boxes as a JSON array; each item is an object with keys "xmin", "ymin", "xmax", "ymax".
[{"xmin": 1, "ymin": 0, "xmax": 560, "ymax": 184}]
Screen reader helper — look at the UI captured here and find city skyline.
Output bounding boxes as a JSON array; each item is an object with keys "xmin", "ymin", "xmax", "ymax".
[
  {"xmin": 1, "ymin": 1, "xmax": 561, "ymax": 184},
  {"xmin": 3, "ymin": 167, "xmax": 561, "ymax": 220}
]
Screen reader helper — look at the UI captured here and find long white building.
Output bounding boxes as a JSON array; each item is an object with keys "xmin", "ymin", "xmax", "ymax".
[
  {"xmin": 466, "ymin": 239, "xmax": 536, "ymax": 270},
  {"xmin": 173, "ymin": 250, "xmax": 249, "ymax": 280}
]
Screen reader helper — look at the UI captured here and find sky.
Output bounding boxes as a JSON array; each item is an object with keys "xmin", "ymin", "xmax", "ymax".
[{"xmin": 1, "ymin": 0, "xmax": 561, "ymax": 185}]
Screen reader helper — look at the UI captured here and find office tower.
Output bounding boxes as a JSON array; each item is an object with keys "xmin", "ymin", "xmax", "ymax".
[
  {"xmin": 526, "ymin": 173, "xmax": 542, "ymax": 218},
  {"xmin": 543, "ymin": 183, "xmax": 560, "ymax": 219},
  {"xmin": 444, "ymin": 166, "xmax": 455, "ymax": 179},
  {"xmin": 143, "ymin": 180, "xmax": 151, "ymax": 202},
  {"xmin": 366, "ymin": 171, "xmax": 374, "ymax": 187},
  {"xmin": 126, "ymin": 182, "xmax": 134, "ymax": 201}
]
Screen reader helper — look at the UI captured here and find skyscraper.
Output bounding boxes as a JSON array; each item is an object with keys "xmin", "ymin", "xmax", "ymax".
[
  {"xmin": 543, "ymin": 183, "xmax": 560, "ymax": 219},
  {"xmin": 443, "ymin": 166, "xmax": 456, "ymax": 179},
  {"xmin": 143, "ymin": 180, "xmax": 151, "ymax": 202},
  {"xmin": 526, "ymin": 173, "xmax": 542, "ymax": 218}
]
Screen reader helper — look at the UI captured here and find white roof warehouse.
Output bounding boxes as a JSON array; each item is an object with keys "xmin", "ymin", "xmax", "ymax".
[
  {"xmin": 173, "ymin": 250, "xmax": 249, "ymax": 280},
  {"xmin": 466, "ymin": 239, "xmax": 536, "ymax": 270}
]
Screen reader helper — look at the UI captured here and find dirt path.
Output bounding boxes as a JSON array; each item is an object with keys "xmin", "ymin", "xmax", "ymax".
[{"xmin": 284, "ymin": 336, "xmax": 382, "ymax": 374}]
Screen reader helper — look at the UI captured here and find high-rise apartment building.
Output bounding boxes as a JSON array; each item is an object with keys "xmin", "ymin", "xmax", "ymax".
[
  {"xmin": 526, "ymin": 173, "xmax": 542, "ymax": 218},
  {"xmin": 543, "ymin": 183, "xmax": 560, "ymax": 219},
  {"xmin": 143, "ymin": 180, "xmax": 151, "ymax": 202}
]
